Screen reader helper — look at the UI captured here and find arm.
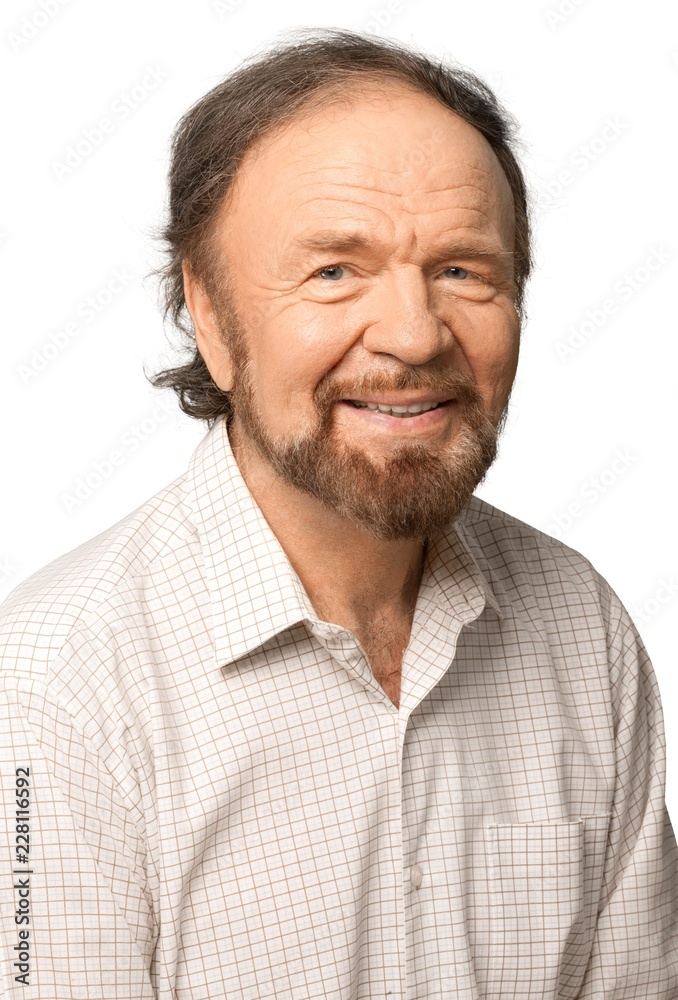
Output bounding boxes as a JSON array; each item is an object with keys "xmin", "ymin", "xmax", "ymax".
[
  {"xmin": 576, "ymin": 580, "xmax": 678, "ymax": 998},
  {"xmin": 0, "ymin": 676, "xmax": 156, "ymax": 998}
]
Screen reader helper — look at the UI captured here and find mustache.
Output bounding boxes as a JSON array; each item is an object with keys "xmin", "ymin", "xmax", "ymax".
[{"xmin": 315, "ymin": 366, "xmax": 484, "ymax": 411}]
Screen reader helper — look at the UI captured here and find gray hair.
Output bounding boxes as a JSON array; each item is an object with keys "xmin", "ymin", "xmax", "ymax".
[{"xmin": 145, "ymin": 26, "xmax": 533, "ymax": 427}]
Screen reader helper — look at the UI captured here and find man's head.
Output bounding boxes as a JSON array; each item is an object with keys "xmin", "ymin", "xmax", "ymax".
[{"xmin": 148, "ymin": 29, "xmax": 533, "ymax": 542}]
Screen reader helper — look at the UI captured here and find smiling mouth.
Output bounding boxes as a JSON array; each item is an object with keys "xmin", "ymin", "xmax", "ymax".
[{"xmin": 342, "ymin": 399, "xmax": 453, "ymax": 418}]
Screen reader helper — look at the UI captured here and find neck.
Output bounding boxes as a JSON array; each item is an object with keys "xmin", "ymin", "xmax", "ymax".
[{"xmin": 229, "ymin": 424, "xmax": 426, "ymax": 630}]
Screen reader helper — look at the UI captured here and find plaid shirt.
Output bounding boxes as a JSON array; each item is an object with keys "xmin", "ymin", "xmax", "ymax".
[{"xmin": 1, "ymin": 413, "xmax": 676, "ymax": 998}]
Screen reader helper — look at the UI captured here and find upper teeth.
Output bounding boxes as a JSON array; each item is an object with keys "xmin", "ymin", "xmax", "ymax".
[{"xmin": 350, "ymin": 401, "xmax": 440, "ymax": 415}]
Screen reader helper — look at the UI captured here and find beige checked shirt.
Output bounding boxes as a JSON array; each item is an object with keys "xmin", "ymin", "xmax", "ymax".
[{"xmin": 1, "ymin": 414, "xmax": 676, "ymax": 999}]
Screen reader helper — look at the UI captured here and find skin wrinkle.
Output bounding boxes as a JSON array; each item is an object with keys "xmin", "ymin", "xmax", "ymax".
[
  {"xmin": 183, "ymin": 81, "xmax": 521, "ymax": 707},
  {"xmin": 282, "ymin": 229, "xmax": 510, "ymax": 259},
  {"xmin": 288, "ymin": 179, "xmax": 494, "ymax": 194},
  {"xmin": 288, "ymin": 248, "xmax": 514, "ymax": 294},
  {"xmin": 283, "ymin": 193, "xmax": 503, "ymax": 218},
  {"xmin": 280, "ymin": 230, "xmax": 514, "ymax": 299},
  {"xmin": 276, "ymin": 205, "xmax": 512, "ymax": 287}
]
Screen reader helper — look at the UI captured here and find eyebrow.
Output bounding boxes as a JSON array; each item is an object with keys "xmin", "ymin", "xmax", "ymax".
[{"xmin": 282, "ymin": 229, "xmax": 514, "ymax": 278}]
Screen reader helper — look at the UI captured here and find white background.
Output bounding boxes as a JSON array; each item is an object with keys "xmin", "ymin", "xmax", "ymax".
[{"xmin": 1, "ymin": 0, "xmax": 676, "ymax": 823}]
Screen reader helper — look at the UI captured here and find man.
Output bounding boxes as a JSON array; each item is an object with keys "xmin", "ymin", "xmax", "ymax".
[{"xmin": 1, "ymin": 26, "xmax": 675, "ymax": 999}]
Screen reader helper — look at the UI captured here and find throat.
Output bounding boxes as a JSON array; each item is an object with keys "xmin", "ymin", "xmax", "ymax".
[{"xmin": 352, "ymin": 615, "xmax": 411, "ymax": 709}]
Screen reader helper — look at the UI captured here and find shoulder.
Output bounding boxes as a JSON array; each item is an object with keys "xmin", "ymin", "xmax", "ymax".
[
  {"xmin": 0, "ymin": 471, "xmax": 198, "ymax": 681},
  {"xmin": 459, "ymin": 493, "xmax": 617, "ymax": 625}
]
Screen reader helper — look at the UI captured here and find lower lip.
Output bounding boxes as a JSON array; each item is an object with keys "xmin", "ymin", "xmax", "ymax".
[{"xmin": 336, "ymin": 399, "xmax": 456, "ymax": 432}]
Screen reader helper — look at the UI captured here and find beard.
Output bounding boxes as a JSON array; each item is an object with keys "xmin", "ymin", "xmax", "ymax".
[{"xmin": 213, "ymin": 284, "xmax": 508, "ymax": 543}]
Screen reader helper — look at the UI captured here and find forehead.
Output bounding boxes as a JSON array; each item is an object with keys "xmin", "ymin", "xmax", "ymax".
[{"xmin": 219, "ymin": 80, "xmax": 515, "ymax": 258}]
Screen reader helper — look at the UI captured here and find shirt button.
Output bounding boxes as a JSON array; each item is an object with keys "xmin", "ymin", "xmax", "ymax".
[{"xmin": 410, "ymin": 864, "xmax": 423, "ymax": 888}]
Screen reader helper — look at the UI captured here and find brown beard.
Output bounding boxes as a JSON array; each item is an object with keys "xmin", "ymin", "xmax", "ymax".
[{"xmin": 213, "ymin": 284, "xmax": 506, "ymax": 542}]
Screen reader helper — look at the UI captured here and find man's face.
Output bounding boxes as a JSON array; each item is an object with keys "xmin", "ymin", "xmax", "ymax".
[{"xmin": 195, "ymin": 80, "xmax": 521, "ymax": 541}]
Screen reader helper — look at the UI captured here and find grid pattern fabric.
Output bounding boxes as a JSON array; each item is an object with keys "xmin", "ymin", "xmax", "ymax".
[{"xmin": 0, "ymin": 413, "xmax": 676, "ymax": 999}]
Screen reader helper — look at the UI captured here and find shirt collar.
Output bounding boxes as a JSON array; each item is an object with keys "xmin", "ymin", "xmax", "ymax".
[{"xmin": 184, "ymin": 415, "xmax": 503, "ymax": 667}]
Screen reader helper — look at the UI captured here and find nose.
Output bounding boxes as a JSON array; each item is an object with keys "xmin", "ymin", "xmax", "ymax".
[{"xmin": 360, "ymin": 264, "xmax": 456, "ymax": 366}]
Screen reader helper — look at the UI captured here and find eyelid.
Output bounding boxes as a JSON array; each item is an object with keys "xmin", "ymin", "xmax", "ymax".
[
  {"xmin": 309, "ymin": 262, "xmax": 485, "ymax": 281},
  {"xmin": 310, "ymin": 262, "xmax": 357, "ymax": 279},
  {"xmin": 438, "ymin": 265, "xmax": 488, "ymax": 283}
]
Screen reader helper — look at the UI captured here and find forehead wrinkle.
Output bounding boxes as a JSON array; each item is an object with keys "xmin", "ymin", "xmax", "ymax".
[
  {"xmin": 289, "ymin": 181, "xmax": 409, "ymax": 199},
  {"xmin": 286, "ymin": 194, "xmax": 507, "ymax": 246},
  {"xmin": 290, "ymin": 162, "xmax": 410, "ymax": 181},
  {"xmin": 270, "ymin": 142, "xmax": 504, "ymax": 184},
  {"xmin": 410, "ymin": 201, "xmax": 509, "ymax": 233},
  {"xmin": 240, "ymin": 85, "xmax": 512, "ymax": 197},
  {"xmin": 287, "ymin": 182, "xmax": 504, "ymax": 217},
  {"xmin": 282, "ymin": 188, "xmax": 507, "ymax": 230},
  {"xmin": 287, "ymin": 167, "xmax": 503, "ymax": 196},
  {"xmin": 296, "ymin": 177, "xmax": 496, "ymax": 192},
  {"xmin": 275, "ymin": 145, "xmax": 507, "ymax": 189},
  {"xmin": 280, "ymin": 218, "xmax": 513, "ymax": 272}
]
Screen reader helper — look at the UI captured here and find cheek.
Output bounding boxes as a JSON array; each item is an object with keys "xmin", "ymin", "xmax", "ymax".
[
  {"xmin": 455, "ymin": 301, "xmax": 520, "ymax": 401},
  {"xmin": 248, "ymin": 306, "xmax": 354, "ymax": 413}
]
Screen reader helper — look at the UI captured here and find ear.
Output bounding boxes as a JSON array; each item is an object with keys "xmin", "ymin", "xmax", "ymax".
[{"xmin": 182, "ymin": 261, "xmax": 234, "ymax": 392}]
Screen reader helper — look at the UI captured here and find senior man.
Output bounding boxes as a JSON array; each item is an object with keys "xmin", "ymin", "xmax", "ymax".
[{"xmin": 1, "ymin": 28, "xmax": 676, "ymax": 1000}]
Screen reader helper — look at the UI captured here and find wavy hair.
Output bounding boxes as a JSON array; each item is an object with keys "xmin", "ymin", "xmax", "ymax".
[{"xmin": 145, "ymin": 26, "xmax": 533, "ymax": 428}]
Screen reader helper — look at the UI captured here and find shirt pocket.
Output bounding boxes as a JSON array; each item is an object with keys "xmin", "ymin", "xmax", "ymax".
[{"xmin": 482, "ymin": 815, "xmax": 609, "ymax": 1000}]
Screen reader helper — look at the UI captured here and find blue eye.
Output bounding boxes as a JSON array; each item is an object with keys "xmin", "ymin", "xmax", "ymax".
[
  {"xmin": 443, "ymin": 267, "xmax": 470, "ymax": 280},
  {"xmin": 316, "ymin": 265, "xmax": 345, "ymax": 281}
]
